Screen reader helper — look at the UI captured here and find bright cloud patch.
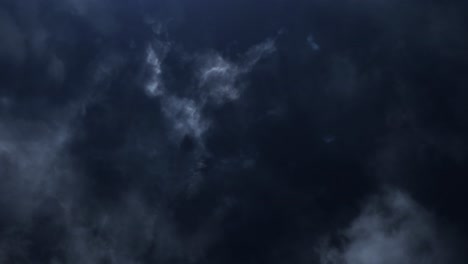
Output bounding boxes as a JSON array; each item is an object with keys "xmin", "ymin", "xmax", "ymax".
[
  {"xmin": 319, "ymin": 190, "xmax": 462, "ymax": 264},
  {"xmin": 145, "ymin": 45, "xmax": 164, "ymax": 97}
]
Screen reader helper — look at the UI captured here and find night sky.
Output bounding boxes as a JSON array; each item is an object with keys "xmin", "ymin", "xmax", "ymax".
[{"xmin": 0, "ymin": 0, "xmax": 468, "ymax": 263}]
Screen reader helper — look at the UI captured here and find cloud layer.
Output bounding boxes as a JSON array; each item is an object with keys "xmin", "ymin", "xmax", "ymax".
[
  {"xmin": 0, "ymin": 0, "xmax": 467, "ymax": 263},
  {"xmin": 319, "ymin": 190, "xmax": 464, "ymax": 264}
]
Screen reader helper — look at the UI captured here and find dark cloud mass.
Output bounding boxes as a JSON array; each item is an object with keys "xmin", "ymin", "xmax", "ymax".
[{"xmin": 0, "ymin": 0, "xmax": 467, "ymax": 263}]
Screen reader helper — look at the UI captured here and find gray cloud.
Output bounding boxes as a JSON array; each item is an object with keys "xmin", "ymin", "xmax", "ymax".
[
  {"xmin": 307, "ymin": 34, "xmax": 321, "ymax": 51},
  {"xmin": 144, "ymin": 39, "xmax": 172, "ymax": 97},
  {"xmin": 318, "ymin": 189, "xmax": 464, "ymax": 264},
  {"xmin": 242, "ymin": 38, "xmax": 276, "ymax": 68},
  {"xmin": 146, "ymin": 37, "xmax": 276, "ymax": 144},
  {"xmin": 144, "ymin": 45, "xmax": 165, "ymax": 97},
  {"xmin": 197, "ymin": 53, "xmax": 241, "ymax": 104},
  {"xmin": 162, "ymin": 96, "xmax": 209, "ymax": 142},
  {"xmin": 1, "ymin": 1, "xmax": 466, "ymax": 263},
  {"xmin": 196, "ymin": 38, "xmax": 276, "ymax": 105},
  {"xmin": 0, "ymin": 111, "xmax": 79, "ymax": 223}
]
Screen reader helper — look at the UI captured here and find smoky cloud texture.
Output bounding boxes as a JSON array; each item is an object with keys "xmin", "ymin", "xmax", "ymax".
[
  {"xmin": 319, "ymin": 190, "xmax": 465, "ymax": 264},
  {"xmin": 0, "ymin": 0, "xmax": 467, "ymax": 263}
]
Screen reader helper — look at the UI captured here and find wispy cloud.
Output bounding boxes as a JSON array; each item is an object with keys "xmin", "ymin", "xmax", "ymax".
[
  {"xmin": 145, "ymin": 45, "xmax": 165, "ymax": 97},
  {"xmin": 318, "ymin": 189, "xmax": 464, "ymax": 264},
  {"xmin": 147, "ymin": 37, "xmax": 277, "ymax": 144}
]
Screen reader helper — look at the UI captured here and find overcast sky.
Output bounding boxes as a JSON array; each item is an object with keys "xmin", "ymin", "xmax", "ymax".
[{"xmin": 0, "ymin": 0, "xmax": 467, "ymax": 263}]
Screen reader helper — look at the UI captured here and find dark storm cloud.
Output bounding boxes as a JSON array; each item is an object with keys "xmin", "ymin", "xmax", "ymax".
[
  {"xmin": 318, "ymin": 189, "xmax": 465, "ymax": 264},
  {"xmin": 0, "ymin": 116, "xmax": 72, "ymax": 218},
  {"xmin": 0, "ymin": 0, "xmax": 467, "ymax": 263},
  {"xmin": 144, "ymin": 36, "xmax": 276, "ymax": 144}
]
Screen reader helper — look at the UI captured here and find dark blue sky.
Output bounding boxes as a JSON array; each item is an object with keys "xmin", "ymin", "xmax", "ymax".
[{"xmin": 0, "ymin": 0, "xmax": 467, "ymax": 263}]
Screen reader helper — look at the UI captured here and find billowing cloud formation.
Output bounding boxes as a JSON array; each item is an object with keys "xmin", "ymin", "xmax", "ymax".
[
  {"xmin": 319, "ymin": 190, "xmax": 463, "ymax": 264},
  {"xmin": 198, "ymin": 53, "xmax": 241, "ymax": 104},
  {"xmin": 0, "ymin": 0, "xmax": 467, "ymax": 263},
  {"xmin": 149, "ymin": 37, "xmax": 276, "ymax": 143},
  {"xmin": 0, "ymin": 117, "xmax": 73, "ymax": 216},
  {"xmin": 162, "ymin": 96, "xmax": 208, "ymax": 141},
  {"xmin": 197, "ymin": 38, "xmax": 276, "ymax": 104}
]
